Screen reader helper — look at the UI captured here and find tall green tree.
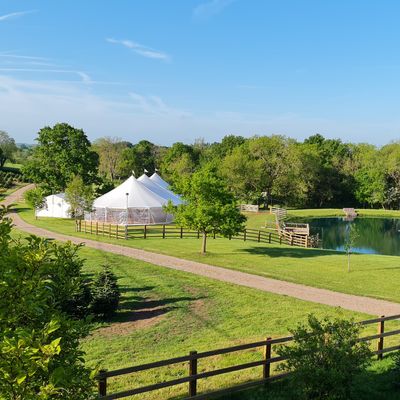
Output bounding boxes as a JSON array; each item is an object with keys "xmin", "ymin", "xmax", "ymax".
[
  {"xmin": 22, "ymin": 123, "xmax": 99, "ymax": 192},
  {"xmin": 92, "ymin": 137, "xmax": 128, "ymax": 181},
  {"xmin": 118, "ymin": 140, "xmax": 158, "ymax": 178},
  {"xmin": 165, "ymin": 168, "xmax": 246, "ymax": 254},
  {"xmin": 64, "ymin": 175, "xmax": 94, "ymax": 220},
  {"xmin": 0, "ymin": 131, "xmax": 17, "ymax": 167},
  {"xmin": 161, "ymin": 142, "xmax": 199, "ymax": 184}
]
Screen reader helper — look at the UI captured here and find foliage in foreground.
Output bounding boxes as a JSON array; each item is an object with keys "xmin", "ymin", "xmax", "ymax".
[
  {"xmin": 277, "ymin": 314, "xmax": 372, "ymax": 400},
  {"xmin": 0, "ymin": 209, "xmax": 95, "ymax": 399}
]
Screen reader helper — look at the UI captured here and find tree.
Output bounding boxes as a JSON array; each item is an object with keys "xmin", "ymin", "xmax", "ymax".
[
  {"xmin": 90, "ymin": 265, "xmax": 120, "ymax": 318},
  {"xmin": 65, "ymin": 175, "xmax": 94, "ymax": 220},
  {"xmin": 344, "ymin": 223, "xmax": 359, "ymax": 273},
  {"xmin": 165, "ymin": 168, "xmax": 246, "ymax": 254},
  {"xmin": 92, "ymin": 137, "xmax": 128, "ymax": 181},
  {"xmin": 278, "ymin": 314, "xmax": 371, "ymax": 400},
  {"xmin": 0, "ymin": 209, "xmax": 95, "ymax": 399},
  {"xmin": 0, "ymin": 131, "xmax": 17, "ymax": 167},
  {"xmin": 220, "ymin": 144, "xmax": 261, "ymax": 202},
  {"xmin": 24, "ymin": 187, "xmax": 47, "ymax": 219},
  {"xmin": 22, "ymin": 123, "xmax": 99, "ymax": 192},
  {"xmin": 118, "ymin": 140, "xmax": 158, "ymax": 178},
  {"xmin": 161, "ymin": 142, "xmax": 199, "ymax": 184}
]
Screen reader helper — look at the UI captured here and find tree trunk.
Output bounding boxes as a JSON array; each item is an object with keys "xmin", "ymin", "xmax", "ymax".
[
  {"xmin": 347, "ymin": 252, "xmax": 350, "ymax": 273},
  {"xmin": 201, "ymin": 232, "xmax": 207, "ymax": 254}
]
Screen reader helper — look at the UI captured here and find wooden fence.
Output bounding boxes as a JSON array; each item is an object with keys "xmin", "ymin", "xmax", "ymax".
[
  {"xmin": 96, "ymin": 314, "xmax": 400, "ymax": 400},
  {"xmin": 76, "ymin": 221, "xmax": 316, "ymax": 248},
  {"xmin": 240, "ymin": 204, "xmax": 259, "ymax": 212}
]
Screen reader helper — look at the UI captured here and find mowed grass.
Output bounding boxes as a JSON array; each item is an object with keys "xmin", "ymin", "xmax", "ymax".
[
  {"xmin": 12, "ymin": 228, "xmax": 398, "ymax": 400},
  {"xmin": 17, "ymin": 204, "xmax": 400, "ymax": 304}
]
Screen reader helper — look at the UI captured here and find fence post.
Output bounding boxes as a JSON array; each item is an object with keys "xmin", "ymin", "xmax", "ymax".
[
  {"xmin": 189, "ymin": 350, "xmax": 198, "ymax": 397},
  {"xmin": 180, "ymin": 227, "xmax": 183, "ymax": 239},
  {"xmin": 269, "ymin": 233, "xmax": 272, "ymax": 244},
  {"xmin": 279, "ymin": 235, "xmax": 282, "ymax": 245},
  {"xmin": 90, "ymin": 221, "xmax": 92, "ymax": 234},
  {"xmin": 197, "ymin": 230, "xmax": 200, "ymax": 239},
  {"xmin": 377, "ymin": 315, "xmax": 385, "ymax": 360},
  {"xmin": 98, "ymin": 369, "xmax": 107, "ymax": 397},
  {"xmin": 102, "ymin": 222, "xmax": 105, "ymax": 236},
  {"xmin": 125, "ymin": 225, "xmax": 128, "ymax": 240},
  {"xmin": 263, "ymin": 337, "xmax": 272, "ymax": 379},
  {"xmin": 305, "ymin": 235, "xmax": 308, "ymax": 248},
  {"xmin": 163, "ymin": 224, "xmax": 166, "ymax": 239},
  {"xmin": 144, "ymin": 225, "xmax": 147, "ymax": 239},
  {"xmin": 213, "ymin": 230, "xmax": 216, "ymax": 239},
  {"xmin": 84, "ymin": 220, "xmax": 86, "ymax": 233},
  {"xmin": 244, "ymin": 229, "xmax": 247, "ymax": 241},
  {"xmin": 109, "ymin": 223, "xmax": 111, "ymax": 238},
  {"xmin": 96, "ymin": 222, "xmax": 98, "ymax": 235},
  {"xmin": 290, "ymin": 236, "xmax": 294, "ymax": 246},
  {"xmin": 258, "ymin": 230, "xmax": 261, "ymax": 243},
  {"xmin": 116, "ymin": 224, "xmax": 118, "ymax": 239}
]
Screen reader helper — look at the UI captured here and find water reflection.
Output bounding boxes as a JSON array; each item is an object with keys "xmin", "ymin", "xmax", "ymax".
[{"xmin": 293, "ymin": 217, "xmax": 400, "ymax": 256}]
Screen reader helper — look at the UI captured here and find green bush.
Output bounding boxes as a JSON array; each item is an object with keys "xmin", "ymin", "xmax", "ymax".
[
  {"xmin": 90, "ymin": 265, "xmax": 120, "ymax": 318},
  {"xmin": 277, "ymin": 314, "xmax": 372, "ymax": 400},
  {"xmin": 0, "ymin": 208, "xmax": 95, "ymax": 399}
]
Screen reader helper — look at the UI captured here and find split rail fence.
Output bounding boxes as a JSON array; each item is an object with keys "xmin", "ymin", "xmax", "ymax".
[
  {"xmin": 76, "ymin": 221, "xmax": 316, "ymax": 248},
  {"xmin": 96, "ymin": 314, "xmax": 400, "ymax": 400}
]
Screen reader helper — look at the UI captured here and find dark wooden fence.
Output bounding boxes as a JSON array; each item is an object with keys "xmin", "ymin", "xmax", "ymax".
[
  {"xmin": 96, "ymin": 314, "xmax": 400, "ymax": 400},
  {"xmin": 76, "ymin": 221, "xmax": 315, "ymax": 248}
]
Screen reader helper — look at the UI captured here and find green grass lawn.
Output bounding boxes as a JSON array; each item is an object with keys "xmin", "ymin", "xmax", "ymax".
[
  {"xmin": 11, "ymin": 227, "xmax": 398, "ymax": 400},
  {"xmin": 17, "ymin": 204, "xmax": 400, "ymax": 304}
]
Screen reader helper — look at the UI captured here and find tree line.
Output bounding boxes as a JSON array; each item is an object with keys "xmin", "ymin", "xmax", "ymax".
[{"xmin": 3, "ymin": 123, "xmax": 400, "ymax": 209}]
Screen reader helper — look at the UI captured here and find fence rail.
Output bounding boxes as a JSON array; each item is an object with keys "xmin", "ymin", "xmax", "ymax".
[
  {"xmin": 96, "ymin": 314, "xmax": 400, "ymax": 400},
  {"xmin": 77, "ymin": 221, "xmax": 317, "ymax": 248}
]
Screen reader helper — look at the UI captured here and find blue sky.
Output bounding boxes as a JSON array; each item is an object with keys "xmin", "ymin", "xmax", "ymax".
[{"xmin": 1, "ymin": 0, "xmax": 400, "ymax": 145}]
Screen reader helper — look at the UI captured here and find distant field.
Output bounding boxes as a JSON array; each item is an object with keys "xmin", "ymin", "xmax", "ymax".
[
  {"xmin": 16, "ymin": 203, "xmax": 400, "ymax": 304},
  {"xmin": 11, "ymin": 227, "xmax": 398, "ymax": 400}
]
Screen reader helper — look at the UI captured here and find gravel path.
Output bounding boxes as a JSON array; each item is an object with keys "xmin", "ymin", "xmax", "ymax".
[{"xmin": 4, "ymin": 184, "xmax": 400, "ymax": 316}]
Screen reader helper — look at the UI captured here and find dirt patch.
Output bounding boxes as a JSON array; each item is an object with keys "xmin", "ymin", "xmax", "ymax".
[{"xmin": 92, "ymin": 300, "xmax": 170, "ymax": 337}]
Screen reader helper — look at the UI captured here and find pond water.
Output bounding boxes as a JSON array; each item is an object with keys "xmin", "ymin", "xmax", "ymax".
[{"xmin": 294, "ymin": 217, "xmax": 400, "ymax": 256}]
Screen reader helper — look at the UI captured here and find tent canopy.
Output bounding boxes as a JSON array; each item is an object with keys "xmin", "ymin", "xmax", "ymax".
[
  {"xmin": 94, "ymin": 176, "xmax": 168, "ymax": 209},
  {"xmin": 36, "ymin": 193, "xmax": 70, "ymax": 218},
  {"xmin": 149, "ymin": 172, "xmax": 170, "ymax": 190},
  {"xmin": 137, "ymin": 174, "xmax": 182, "ymax": 205}
]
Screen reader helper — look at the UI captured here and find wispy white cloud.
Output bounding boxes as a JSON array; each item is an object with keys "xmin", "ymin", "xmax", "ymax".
[
  {"xmin": 0, "ymin": 10, "xmax": 35, "ymax": 22},
  {"xmin": 193, "ymin": 0, "xmax": 235, "ymax": 19},
  {"xmin": 106, "ymin": 38, "xmax": 170, "ymax": 61},
  {"xmin": 0, "ymin": 68, "xmax": 92, "ymax": 83},
  {"xmin": 129, "ymin": 92, "xmax": 190, "ymax": 118},
  {"xmin": 0, "ymin": 53, "xmax": 47, "ymax": 61}
]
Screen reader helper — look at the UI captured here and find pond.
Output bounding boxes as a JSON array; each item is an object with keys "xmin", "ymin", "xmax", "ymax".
[{"xmin": 294, "ymin": 217, "xmax": 400, "ymax": 256}]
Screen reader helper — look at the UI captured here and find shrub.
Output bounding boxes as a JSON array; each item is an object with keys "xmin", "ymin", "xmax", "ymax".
[
  {"xmin": 277, "ymin": 314, "xmax": 372, "ymax": 400},
  {"xmin": 90, "ymin": 265, "xmax": 120, "ymax": 318},
  {"xmin": 0, "ymin": 208, "xmax": 95, "ymax": 399}
]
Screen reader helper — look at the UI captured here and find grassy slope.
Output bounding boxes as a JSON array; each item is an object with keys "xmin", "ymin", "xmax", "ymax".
[
  {"xmin": 12, "ymin": 227, "xmax": 397, "ymax": 400},
  {"xmin": 17, "ymin": 205, "xmax": 400, "ymax": 304}
]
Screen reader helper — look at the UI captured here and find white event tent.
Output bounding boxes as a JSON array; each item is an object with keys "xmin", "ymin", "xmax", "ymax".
[
  {"xmin": 137, "ymin": 174, "xmax": 182, "ymax": 205},
  {"xmin": 149, "ymin": 172, "xmax": 170, "ymax": 190},
  {"xmin": 36, "ymin": 193, "xmax": 70, "ymax": 219},
  {"xmin": 86, "ymin": 175, "xmax": 176, "ymax": 225}
]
